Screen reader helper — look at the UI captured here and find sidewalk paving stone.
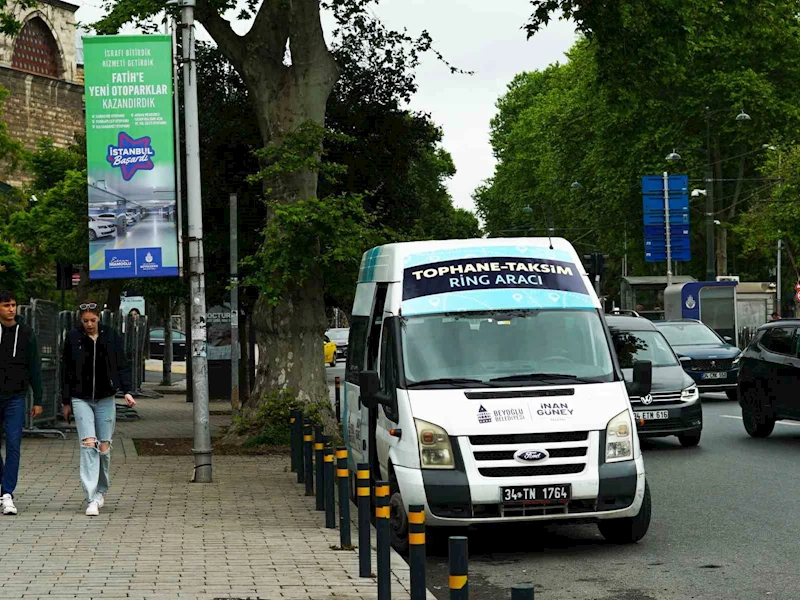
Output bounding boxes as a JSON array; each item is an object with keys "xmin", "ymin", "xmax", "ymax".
[{"xmin": 2, "ymin": 393, "xmax": 435, "ymax": 600}]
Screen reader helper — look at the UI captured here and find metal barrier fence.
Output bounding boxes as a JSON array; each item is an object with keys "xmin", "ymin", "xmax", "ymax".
[
  {"xmin": 16, "ymin": 301, "xmax": 155, "ymax": 437},
  {"xmin": 738, "ymin": 326, "xmax": 759, "ymax": 350}
]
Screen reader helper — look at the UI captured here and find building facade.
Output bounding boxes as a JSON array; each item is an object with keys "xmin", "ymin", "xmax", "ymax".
[{"xmin": 0, "ymin": 0, "xmax": 84, "ymax": 183}]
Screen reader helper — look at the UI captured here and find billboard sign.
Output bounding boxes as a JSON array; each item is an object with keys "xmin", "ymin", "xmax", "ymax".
[{"xmin": 84, "ymin": 35, "xmax": 179, "ymax": 279}]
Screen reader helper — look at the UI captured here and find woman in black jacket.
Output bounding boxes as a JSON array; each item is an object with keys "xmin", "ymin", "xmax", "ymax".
[{"xmin": 61, "ymin": 302, "xmax": 136, "ymax": 516}]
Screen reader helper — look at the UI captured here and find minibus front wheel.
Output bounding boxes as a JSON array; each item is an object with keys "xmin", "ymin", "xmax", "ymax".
[{"xmin": 389, "ymin": 475, "xmax": 409, "ymax": 554}]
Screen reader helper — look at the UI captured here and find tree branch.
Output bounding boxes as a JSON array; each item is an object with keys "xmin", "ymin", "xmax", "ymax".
[
  {"xmin": 194, "ymin": 0, "xmax": 247, "ymax": 75},
  {"xmin": 289, "ymin": 0, "xmax": 336, "ymax": 72},
  {"xmin": 247, "ymin": 0, "xmax": 291, "ymax": 66}
]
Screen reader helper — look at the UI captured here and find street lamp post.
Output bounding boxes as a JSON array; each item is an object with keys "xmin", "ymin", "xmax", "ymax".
[{"xmin": 667, "ymin": 106, "xmax": 750, "ymax": 282}]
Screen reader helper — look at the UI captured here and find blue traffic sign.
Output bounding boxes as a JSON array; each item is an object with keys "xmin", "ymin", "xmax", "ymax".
[
  {"xmin": 645, "ymin": 225, "xmax": 690, "ymax": 238},
  {"xmin": 646, "ymin": 248, "xmax": 691, "ymax": 262},
  {"xmin": 641, "ymin": 175, "xmax": 689, "ymax": 195},
  {"xmin": 644, "ymin": 237, "xmax": 691, "ymax": 251},
  {"xmin": 643, "ymin": 195, "xmax": 689, "ymax": 213},
  {"xmin": 643, "ymin": 211, "xmax": 690, "ymax": 226}
]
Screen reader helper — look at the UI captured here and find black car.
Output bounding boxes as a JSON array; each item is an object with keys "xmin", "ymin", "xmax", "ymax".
[
  {"xmin": 608, "ymin": 314, "xmax": 703, "ymax": 447},
  {"xmin": 325, "ymin": 328, "xmax": 349, "ymax": 361},
  {"xmin": 737, "ymin": 319, "xmax": 800, "ymax": 438},
  {"xmin": 149, "ymin": 328, "xmax": 187, "ymax": 361},
  {"xmin": 653, "ymin": 319, "xmax": 741, "ymax": 400}
]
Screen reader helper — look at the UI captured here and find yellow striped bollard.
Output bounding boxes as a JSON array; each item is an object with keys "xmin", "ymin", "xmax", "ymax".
[
  {"xmin": 408, "ymin": 505, "xmax": 426, "ymax": 600},
  {"xmin": 376, "ymin": 480, "xmax": 391, "ymax": 600},
  {"xmin": 357, "ymin": 463, "xmax": 371, "ymax": 577},
  {"xmin": 314, "ymin": 425, "xmax": 325, "ymax": 511},
  {"xmin": 336, "ymin": 447, "xmax": 352, "ymax": 547},
  {"xmin": 303, "ymin": 419, "xmax": 313, "ymax": 496},
  {"xmin": 323, "ymin": 437, "xmax": 336, "ymax": 528},
  {"xmin": 449, "ymin": 536, "xmax": 468, "ymax": 599}
]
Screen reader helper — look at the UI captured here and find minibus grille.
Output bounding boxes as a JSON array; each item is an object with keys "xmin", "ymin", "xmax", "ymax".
[
  {"xmin": 473, "ymin": 447, "xmax": 587, "ymax": 461},
  {"xmin": 469, "ymin": 432, "xmax": 589, "ymax": 446},
  {"xmin": 478, "ymin": 464, "xmax": 585, "ymax": 478}
]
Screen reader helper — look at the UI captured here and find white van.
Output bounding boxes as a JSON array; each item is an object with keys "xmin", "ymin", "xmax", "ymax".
[{"xmin": 343, "ymin": 238, "xmax": 653, "ymax": 551}]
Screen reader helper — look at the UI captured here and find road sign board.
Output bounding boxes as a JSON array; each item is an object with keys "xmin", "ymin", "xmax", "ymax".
[
  {"xmin": 644, "ymin": 225, "xmax": 690, "ymax": 238},
  {"xmin": 643, "ymin": 211, "xmax": 690, "ymax": 226},
  {"xmin": 643, "ymin": 195, "xmax": 689, "ymax": 213},
  {"xmin": 642, "ymin": 175, "xmax": 689, "ymax": 195},
  {"xmin": 645, "ymin": 248, "xmax": 691, "ymax": 262},
  {"xmin": 644, "ymin": 237, "xmax": 691, "ymax": 251}
]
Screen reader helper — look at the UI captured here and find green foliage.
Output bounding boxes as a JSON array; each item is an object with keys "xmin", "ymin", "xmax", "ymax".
[
  {"xmin": 0, "ymin": 240, "xmax": 26, "ymax": 297},
  {"xmin": 244, "ymin": 193, "xmax": 382, "ymax": 307},
  {"xmin": 232, "ymin": 389, "xmax": 330, "ymax": 447},
  {"xmin": 480, "ymin": 2, "xmax": 800, "ymax": 298}
]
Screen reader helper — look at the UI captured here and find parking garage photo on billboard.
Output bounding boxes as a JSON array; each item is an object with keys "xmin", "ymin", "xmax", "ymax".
[{"xmin": 84, "ymin": 34, "xmax": 179, "ymax": 279}]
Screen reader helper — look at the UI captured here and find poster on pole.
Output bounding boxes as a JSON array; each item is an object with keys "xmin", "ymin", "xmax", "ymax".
[{"xmin": 84, "ymin": 35, "xmax": 179, "ymax": 279}]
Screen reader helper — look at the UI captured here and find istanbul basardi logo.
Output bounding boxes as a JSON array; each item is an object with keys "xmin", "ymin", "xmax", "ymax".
[{"xmin": 106, "ymin": 132, "xmax": 155, "ymax": 181}]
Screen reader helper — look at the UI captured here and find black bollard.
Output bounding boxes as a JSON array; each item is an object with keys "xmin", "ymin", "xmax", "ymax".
[
  {"xmin": 357, "ymin": 463, "xmax": 371, "ymax": 578},
  {"xmin": 289, "ymin": 410, "xmax": 298, "ymax": 473},
  {"xmin": 303, "ymin": 420, "xmax": 314, "ymax": 496},
  {"xmin": 336, "ymin": 447, "xmax": 352, "ymax": 547},
  {"xmin": 296, "ymin": 409, "xmax": 305, "ymax": 484},
  {"xmin": 511, "ymin": 584, "xmax": 535, "ymax": 599},
  {"xmin": 335, "ymin": 376, "xmax": 341, "ymax": 423},
  {"xmin": 324, "ymin": 438, "xmax": 336, "ymax": 529},
  {"xmin": 449, "ymin": 536, "xmax": 468, "ymax": 600},
  {"xmin": 376, "ymin": 480, "xmax": 391, "ymax": 600},
  {"xmin": 314, "ymin": 425, "xmax": 325, "ymax": 511},
  {"xmin": 408, "ymin": 505, "xmax": 426, "ymax": 600}
]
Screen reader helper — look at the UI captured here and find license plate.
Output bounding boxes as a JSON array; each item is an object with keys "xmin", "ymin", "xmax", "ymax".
[
  {"xmin": 502, "ymin": 484, "xmax": 571, "ymax": 505},
  {"xmin": 635, "ymin": 410, "xmax": 669, "ymax": 420},
  {"xmin": 702, "ymin": 371, "xmax": 727, "ymax": 380}
]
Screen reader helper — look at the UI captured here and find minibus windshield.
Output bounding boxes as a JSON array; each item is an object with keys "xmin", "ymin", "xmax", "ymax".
[{"xmin": 400, "ymin": 310, "xmax": 615, "ymax": 387}]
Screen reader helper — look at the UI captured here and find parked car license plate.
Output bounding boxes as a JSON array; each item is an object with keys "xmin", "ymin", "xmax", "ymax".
[
  {"xmin": 702, "ymin": 371, "xmax": 727, "ymax": 379},
  {"xmin": 502, "ymin": 484, "xmax": 571, "ymax": 505},
  {"xmin": 635, "ymin": 410, "xmax": 669, "ymax": 420}
]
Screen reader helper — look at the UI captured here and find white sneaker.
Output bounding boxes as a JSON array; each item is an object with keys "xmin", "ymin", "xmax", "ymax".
[
  {"xmin": 1, "ymin": 494, "xmax": 17, "ymax": 515},
  {"xmin": 96, "ymin": 494, "xmax": 105, "ymax": 509},
  {"xmin": 85, "ymin": 501, "xmax": 100, "ymax": 516}
]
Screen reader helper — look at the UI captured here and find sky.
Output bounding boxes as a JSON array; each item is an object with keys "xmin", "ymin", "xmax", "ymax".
[{"xmin": 74, "ymin": 1, "xmax": 578, "ymax": 214}]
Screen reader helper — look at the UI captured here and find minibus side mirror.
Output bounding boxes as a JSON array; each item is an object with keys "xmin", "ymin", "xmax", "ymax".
[
  {"xmin": 628, "ymin": 360, "xmax": 652, "ymax": 397},
  {"xmin": 359, "ymin": 370, "xmax": 380, "ymax": 408}
]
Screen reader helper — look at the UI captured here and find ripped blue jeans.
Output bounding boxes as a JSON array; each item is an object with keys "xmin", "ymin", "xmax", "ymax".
[{"xmin": 72, "ymin": 397, "xmax": 116, "ymax": 503}]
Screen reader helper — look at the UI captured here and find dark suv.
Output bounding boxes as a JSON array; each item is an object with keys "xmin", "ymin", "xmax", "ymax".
[
  {"xmin": 653, "ymin": 319, "xmax": 741, "ymax": 400},
  {"xmin": 737, "ymin": 320, "xmax": 800, "ymax": 437},
  {"xmin": 608, "ymin": 314, "xmax": 703, "ymax": 447}
]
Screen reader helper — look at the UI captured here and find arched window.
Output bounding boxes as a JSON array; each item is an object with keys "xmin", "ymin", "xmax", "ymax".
[{"xmin": 11, "ymin": 17, "xmax": 61, "ymax": 79}]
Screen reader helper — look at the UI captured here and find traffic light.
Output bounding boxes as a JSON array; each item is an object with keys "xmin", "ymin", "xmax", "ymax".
[{"xmin": 582, "ymin": 252, "xmax": 606, "ymax": 281}]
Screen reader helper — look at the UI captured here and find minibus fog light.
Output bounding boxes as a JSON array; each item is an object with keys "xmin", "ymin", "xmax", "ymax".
[
  {"xmin": 415, "ymin": 419, "xmax": 455, "ymax": 469},
  {"xmin": 606, "ymin": 410, "xmax": 633, "ymax": 462}
]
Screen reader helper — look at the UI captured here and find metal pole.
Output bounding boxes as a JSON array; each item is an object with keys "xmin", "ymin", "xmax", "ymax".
[
  {"xmin": 180, "ymin": 0, "xmax": 212, "ymax": 482},
  {"xmin": 289, "ymin": 409, "xmax": 298, "ymax": 473},
  {"xmin": 324, "ymin": 438, "xmax": 336, "ymax": 529},
  {"xmin": 408, "ymin": 505, "xmax": 426, "ymax": 600},
  {"xmin": 705, "ymin": 107, "xmax": 716, "ymax": 281},
  {"xmin": 335, "ymin": 376, "xmax": 341, "ymax": 423},
  {"xmin": 171, "ymin": 14, "xmax": 184, "ymax": 278},
  {"xmin": 448, "ymin": 536, "xmax": 469, "ymax": 600},
  {"xmin": 304, "ymin": 420, "xmax": 314, "ymax": 496},
  {"xmin": 376, "ymin": 481, "xmax": 391, "ymax": 600},
  {"xmin": 162, "ymin": 295, "xmax": 173, "ymax": 386},
  {"xmin": 230, "ymin": 193, "xmax": 239, "ymax": 413},
  {"xmin": 357, "ymin": 463, "xmax": 371, "ymax": 578},
  {"xmin": 337, "ymin": 447, "xmax": 352, "ymax": 548},
  {"xmin": 778, "ymin": 239, "xmax": 783, "ymax": 316},
  {"xmin": 663, "ymin": 171, "xmax": 673, "ymax": 286},
  {"xmin": 511, "ymin": 584, "xmax": 535, "ymax": 599},
  {"xmin": 315, "ymin": 425, "xmax": 325, "ymax": 511}
]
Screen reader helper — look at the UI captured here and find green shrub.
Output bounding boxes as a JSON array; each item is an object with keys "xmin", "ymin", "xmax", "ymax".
[{"xmin": 234, "ymin": 388, "xmax": 331, "ymax": 447}]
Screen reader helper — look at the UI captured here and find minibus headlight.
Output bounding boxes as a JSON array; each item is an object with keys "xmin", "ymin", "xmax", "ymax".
[
  {"xmin": 415, "ymin": 419, "xmax": 455, "ymax": 469},
  {"xmin": 606, "ymin": 410, "xmax": 633, "ymax": 462},
  {"xmin": 681, "ymin": 385, "xmax": 699, "ymax": 402}
]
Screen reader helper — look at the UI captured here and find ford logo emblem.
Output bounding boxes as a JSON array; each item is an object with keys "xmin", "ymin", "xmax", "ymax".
[{"xmin": 515, "ymin": 449, "xmax": 549, "ymax": 463}]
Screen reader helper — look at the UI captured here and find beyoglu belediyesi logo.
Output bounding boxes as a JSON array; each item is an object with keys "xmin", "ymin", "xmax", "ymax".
[{"xmin": 106, "ymin": 132, "xmax": 155, "ymax": 181}]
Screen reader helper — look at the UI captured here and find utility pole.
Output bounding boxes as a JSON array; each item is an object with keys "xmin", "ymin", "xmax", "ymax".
[
  {"xmin": 704, "ymin": 107, "xmax": 716, "ymax": 282},
  {"xmin": 777, "ymin": 239, "xmax": 783, "ymax": 316},
  {"xmin": 175, "ymin": 0, "xmax": 212, "ymax": 483},
  {"xmin": 230, "ymin": 193, "xmax": 240, "ymax": 414},
  {"xmin": 663, "ymin": 172, "xmax": 673, "ymax": 286}
]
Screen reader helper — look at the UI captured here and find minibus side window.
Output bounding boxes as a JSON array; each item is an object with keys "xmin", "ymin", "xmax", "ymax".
[
  {"xmin": 366, "ymin": 283, "xmax": 388, "ymax": 371},
  {"xmin": 345, "ymin": 317, "xmax": 370, "ymax": 384},
  {"xmin": 379, "ymin": 320, "xmax": 399, "ymax": 422}
]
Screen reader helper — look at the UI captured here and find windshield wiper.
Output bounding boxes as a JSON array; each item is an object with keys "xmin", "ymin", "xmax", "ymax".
[
  {"xmin": 406, "ymin": 377, "xmax": 490, "ymax": 388},
  {"xmin": 489, "ymin": 373, "xmax": 597, "ymax": 384}
]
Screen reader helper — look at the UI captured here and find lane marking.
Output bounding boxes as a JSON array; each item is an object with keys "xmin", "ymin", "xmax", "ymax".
[{"xmin": 721, "ymin": 415, "xmax": 800, "ymax": 428}]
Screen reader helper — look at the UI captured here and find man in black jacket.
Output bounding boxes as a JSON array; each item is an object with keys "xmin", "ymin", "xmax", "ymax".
[{"xmin": 0, "ymin": 290, "xmax": 43, "ymax": 515}]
